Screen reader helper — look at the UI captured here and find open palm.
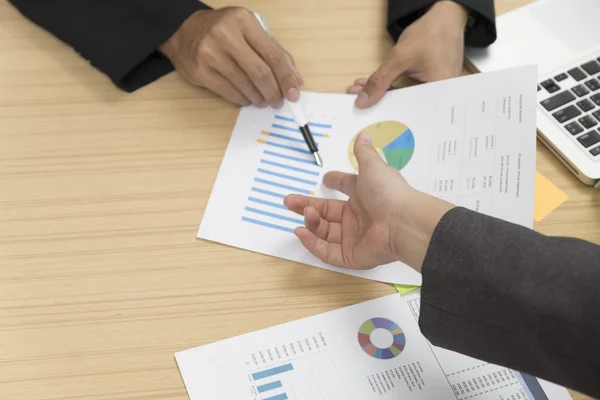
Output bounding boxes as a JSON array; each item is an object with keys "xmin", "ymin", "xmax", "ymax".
[{"xmin": 284, "ymin": 133, "xmax": 412, "ymax": 269}]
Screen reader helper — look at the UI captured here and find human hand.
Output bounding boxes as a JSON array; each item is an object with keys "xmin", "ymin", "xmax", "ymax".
[
  {"xmin": 284, "ymin": 132, "xmax": 454, "ymax": 271},
  {"xmin": 159, "ymin": 7, "xmax": 303, "ymax": 107},
  {"xmin": 349, "ymin": 0, "xmax": 468, "ymax": 109}
]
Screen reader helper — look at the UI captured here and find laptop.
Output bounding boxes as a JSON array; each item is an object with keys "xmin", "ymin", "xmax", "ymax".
[{"xmin": 465, "ymin": 0, "xmax": 600, "ymax": 187}]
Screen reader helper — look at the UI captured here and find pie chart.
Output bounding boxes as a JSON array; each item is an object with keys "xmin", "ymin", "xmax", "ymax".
[
  {"xmin": 348, "ymin": 121, "xmax": 415, "ymax": 171},
  {"xmin": 358, "ymin": 317, "xmax": 406, "ymax": 360}
]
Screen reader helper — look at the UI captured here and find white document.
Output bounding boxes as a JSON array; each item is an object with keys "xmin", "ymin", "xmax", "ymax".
[
  {"xmin": 175, "ymin": 293, "xmax": 571, "ymax": 400},
  {"xmin": 198, "ymin": 66, "xmax": 538, "ymax": 285}
]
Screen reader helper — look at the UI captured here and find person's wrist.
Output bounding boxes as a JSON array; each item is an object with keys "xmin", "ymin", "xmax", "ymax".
[
  {"xmin": 428, "ymin": 1, "xmax": 469, "ymax": 31},
  {"xmin": 389, "ymin": 190, "xmax": 454, "ymax": 272},
  {"xmin": 158, "ymin": 26, "xmax": 180, "ymax": 62},
  {"xmin": 158, "ymin": 9, "xmax": 210, "ymax": 62}
]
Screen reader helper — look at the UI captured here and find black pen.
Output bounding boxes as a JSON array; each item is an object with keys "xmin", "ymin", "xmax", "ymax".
[
  {"xmin": 252, "ymin": 12, "xmax": 323, "ymax": 167},
  {"xmin": 285, "ymin": 100, "xmax": 323, "ymax": 167}
]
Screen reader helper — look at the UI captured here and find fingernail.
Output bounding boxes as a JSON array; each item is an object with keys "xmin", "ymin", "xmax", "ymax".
[
  {"xmin": 355, "ymin": 91, "xmax": 369, "ymax": 108},
  {"xmin": 287, "ymin": 87, "xmax": 300, "ymax": 102},
  {"xmin": 355, "ymin": 77, "xmax": 368, "ymax": 85},
  {"xmin": 347, "ymin": 85, "xmax": 363, "ymax": 94},
  {"xmin": 359, "ymin": 131, "xmax": 372, "ymax": 144}
]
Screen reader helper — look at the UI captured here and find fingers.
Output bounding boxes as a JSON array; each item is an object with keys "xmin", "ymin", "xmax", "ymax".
[
  {"xmin": 285, "ymin": 52, "xmax": 303, "ymax": 87},
  {"xmin": 303, "ymin": 207, "xmax": 342, "ymax": 244},
  {"xmin": 244, "ymin": 21, "xmax": 300, "ymax": 103},
  {"xmin": 294, "ymin": 227, "xmax": 346, "ymax": 267},
  {"xmin": 355, "ymin": 51, "xmax": 411, "ymax": 109},
  {"xmin": 187, "ymin": 7, "xmax": 301, "ymax": 107},
  {"xmin": 346, "ymin": 77, "xmax": 367, "ymax": 94},
  {"xmin": 199, "ymin": 67, "xmax": 251, "ymax": 106},
  {"xmin": 284, "ymin": 195, "xmax": 345, "ymax": 223},
  {"xmin": 353, "ymin": 132, "xmax": 385, "ymax": 170},
  {"xmin": 218, "ymin": 55, "xmax": 265, "ymax": 106},
  {"xmin": 323, "ymin": 171, "xmax": 357, "ymax": 197},
  {"xmin": 227, "ymin": 36, "xmax": 283, "ymax": 108},
  {"xmin": 346, "ymin": 85, "xmax": 363, "ymax": 94}
]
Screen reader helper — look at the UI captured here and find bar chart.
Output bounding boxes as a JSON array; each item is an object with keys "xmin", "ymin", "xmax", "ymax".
[
  {"xmin": 246, "ymin": 331, "xmax": 349, "ymax": 400},
  {"xmin": 249, "ymin": 353, "xmax": 349, "ymax": 400},
  {"xmin": 242, "ymin": 115, "xmax": 333, "ymax": 234},
  {"xmin": 252, "ymin": 363, "xmax": 293, "ymax": 400}
]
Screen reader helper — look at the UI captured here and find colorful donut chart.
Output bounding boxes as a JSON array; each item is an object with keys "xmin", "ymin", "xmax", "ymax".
[{"xmin": 358, "ymin": 317, "xmax": 406, "ymax": 360}]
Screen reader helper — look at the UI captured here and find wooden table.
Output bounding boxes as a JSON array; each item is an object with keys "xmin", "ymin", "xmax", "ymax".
[{"xmin": 1, "ymin": 0, "xmax": 597, "ymax": 399}]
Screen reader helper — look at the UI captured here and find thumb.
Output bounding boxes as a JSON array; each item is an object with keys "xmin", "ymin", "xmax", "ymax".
[
  {"xmin": 355, "ymin": 54, "xmax": 410, "ymax": 109},
  {"xmin": 354, "ymin": 132, "xmax": 385, "ymax": 171}
]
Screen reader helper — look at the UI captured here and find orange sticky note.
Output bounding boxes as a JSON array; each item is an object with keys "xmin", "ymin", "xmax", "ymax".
[{"xmin": 534, "ymin": 172, "xmax": 568, "ymax": 222}]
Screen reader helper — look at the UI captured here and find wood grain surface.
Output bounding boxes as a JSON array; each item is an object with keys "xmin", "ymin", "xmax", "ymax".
[{"xmin": 1, "ymin": 0, "xmax": 597, "ymax": 399}]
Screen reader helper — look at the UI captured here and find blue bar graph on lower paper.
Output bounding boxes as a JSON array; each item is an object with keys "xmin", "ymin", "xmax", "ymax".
[
  {"xmin": 252, "ymin": 363, "xmax": 294, "ymax": 380},
  {"xmin": 257, "ymin": 381, "xmax": 282, "ymax": 393},
  {"xmin": 264, "ymin": 394, "xmax": 288, "ymax": 400}
]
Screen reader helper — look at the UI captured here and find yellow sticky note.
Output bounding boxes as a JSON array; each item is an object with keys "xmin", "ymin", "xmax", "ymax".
[
  {"xmin": 534, "ymin": 172, "xmax": 568, "ymax": 222},
  {"xmin": 395, "ymin": 284, "xmax": 420, "ymax": 295}
]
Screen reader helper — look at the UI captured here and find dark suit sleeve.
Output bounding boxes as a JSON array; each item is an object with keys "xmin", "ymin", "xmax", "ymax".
[
  {"xmin": 8, "ymin": 0, "xmax": 211, "ymax": 92},
  {"xmin": 387, "ymin": 0, "xmax": 496, "ymax": 47},
  {"xmin": 419, "ymin": 207, "xmax": 600, "ymax": 398}
]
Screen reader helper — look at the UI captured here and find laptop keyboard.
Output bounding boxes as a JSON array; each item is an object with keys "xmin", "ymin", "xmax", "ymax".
[{"xmin": 539, "ymin": 57, "xmax": 600, "ymax": 158}]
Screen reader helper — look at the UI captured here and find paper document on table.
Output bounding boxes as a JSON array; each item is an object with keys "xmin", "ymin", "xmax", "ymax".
[
  {"xmin": 198, "ymin": 66, "xmax": 538, "ymax": 285},
  {"xmin": 175, "ymin": 293, "xmax": 571, "ymax": 400}
]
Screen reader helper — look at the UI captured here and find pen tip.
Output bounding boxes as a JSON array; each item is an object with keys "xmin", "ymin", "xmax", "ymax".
[{"xmin": 314, "ymin": 152, "xmax": 323, "ymax": 168}]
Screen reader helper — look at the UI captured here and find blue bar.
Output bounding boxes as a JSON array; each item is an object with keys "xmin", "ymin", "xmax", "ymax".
[
  {"xmin": 264, "ymin": 394, "xmax": 288, "ymax": 400},
  {"xmin": 263, "ymin": 150, "xmax": 316, "ymax": 166},
  {"xmin": 252, "ymin": 363, "xmax": 294, "ymax": 380},
  {"xmin": 309, "ymin": 122, "xmax": 333, "ymax": 129},
  {"xmin": 255, "ymin": 178, "xmax": 311, "ymax": 195},
  {"xmin": 265, "ymin": 132, "xmax": 306, "ymax": 144},
  {"xmin": 260, "ymin": 159, "xmax": 319, "ymax": 176},
  {"xmin": 272, "ymin": 124, "xmax": 325, "ymax": 138},
  {"xmin": 245, "ymin": 207, "xmax": 303, "ymax": 224},
  {"xmin": 265, "ymin": 141, "xmax": 311, "ymax": 155},
  {"xmin": 257, "ymin": 381, "xmax": 282, "ymax": 393},
  {"xmin": 248, "ymin": 197, "xmax": 287, "ymax": 210},
  {"xmin": 242, "ymin": 217, "xmax": 294, "ymax": 233},
  {"xmin": 251, "ymin": 187, "xmax": 285, "ymax": 198},
  {"xmin": 272, "ymin": 124, "xmax": 302, "ymax": 133},
  {"xmin": 275, "ymin": 115, "xmax": 333, "ymax": 129},
  {"xmin": 274, "ymin": 115, "xmax": 298, "ymax": 123},
  {"xmin": 257, "ymin": 168, "xmax": 317, "ymax": 185}
]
